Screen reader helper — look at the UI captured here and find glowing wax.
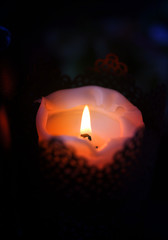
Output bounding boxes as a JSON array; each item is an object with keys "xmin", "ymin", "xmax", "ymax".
[{"xmin": 36, "ymin": 86, "xmax": 144, "ymax": 168}]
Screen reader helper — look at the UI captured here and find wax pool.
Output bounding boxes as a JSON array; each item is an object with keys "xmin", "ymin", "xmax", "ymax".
[{"xmin": 36, "ymin": 86, "xmax": 144, "ymax": 168}]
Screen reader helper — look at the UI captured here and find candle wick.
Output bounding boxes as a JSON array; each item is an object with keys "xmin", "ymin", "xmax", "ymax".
[{"xmin": 80, "ymin": 133, "xmax": 92, "ymax": 141}]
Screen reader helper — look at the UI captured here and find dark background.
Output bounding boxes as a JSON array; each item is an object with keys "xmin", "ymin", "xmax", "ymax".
[{"xmin": 1, "ymin": 0, "xmax": 168, "ymax": 238}]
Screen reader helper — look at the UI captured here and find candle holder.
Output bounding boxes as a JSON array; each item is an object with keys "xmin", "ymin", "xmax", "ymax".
[
  {"xmin": 39, "ymin": 54, "xmax": 166, "ymax": 203},
  {"xmin": 32, "ymin": 54, "xmax": 166, "ymax": 238}
]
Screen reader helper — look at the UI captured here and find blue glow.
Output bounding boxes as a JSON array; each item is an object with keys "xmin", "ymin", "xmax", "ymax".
[
  {"xmin": 0, "ymin": 26, "xmax": 11, "ymax": 50},
  {"xmin": 149, "ymin": 24, "xmax": 168, "ymax": 46}
]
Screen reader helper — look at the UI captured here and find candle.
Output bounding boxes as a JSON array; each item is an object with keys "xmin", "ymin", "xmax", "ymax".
[{"xmin": 36, "ymin": 86, "xmax": 144, "ymax": 168}]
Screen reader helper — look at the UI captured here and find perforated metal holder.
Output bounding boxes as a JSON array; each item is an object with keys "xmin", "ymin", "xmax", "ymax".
[{"xmin": 39, "ymin": 54, "xmax": 167, "ymax": 204}]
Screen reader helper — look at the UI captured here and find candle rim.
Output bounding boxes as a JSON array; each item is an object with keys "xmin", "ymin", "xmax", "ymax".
[{"xmin": 36, "ymin": 97, "xmax": 144, "ymax": 152}]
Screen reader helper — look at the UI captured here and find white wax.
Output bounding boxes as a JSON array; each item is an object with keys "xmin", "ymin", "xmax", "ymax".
[{"xmin": 36, "ymin": 86, "xmax": 144, "ymax": 168}]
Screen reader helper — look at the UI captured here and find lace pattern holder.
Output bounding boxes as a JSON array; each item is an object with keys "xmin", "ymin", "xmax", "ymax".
[{"xmin": 39, "ymin": 53, "xmax": 167, "ymax": 204}]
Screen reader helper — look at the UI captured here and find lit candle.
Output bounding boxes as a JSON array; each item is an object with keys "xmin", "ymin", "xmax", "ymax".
[{"xmin": 36, "ymin": 86, "xmax": 144, "ymax": 168}]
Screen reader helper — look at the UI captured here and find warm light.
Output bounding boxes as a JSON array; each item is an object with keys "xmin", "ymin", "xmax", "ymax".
[
  {"xmin": 36, "ymin": 86, "xmax": 144, "ymax": 168},
  {"xmin": 80, "ymin": 105, "xmax": 92, "ymax": 135}
]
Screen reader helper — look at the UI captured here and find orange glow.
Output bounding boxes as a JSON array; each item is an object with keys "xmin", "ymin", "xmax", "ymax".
[
  {"xmin": 80, "ymin": 105, "xmax": 92, "ymax": 135},
  {"xmin": 0, "ymin": 106, "xmax": 11, "ymax": 149}
]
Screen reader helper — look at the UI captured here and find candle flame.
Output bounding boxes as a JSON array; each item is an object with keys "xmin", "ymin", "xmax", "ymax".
[{"xmin": 80, "ymin": 105, "xmax": 92, "ymax": 135}]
